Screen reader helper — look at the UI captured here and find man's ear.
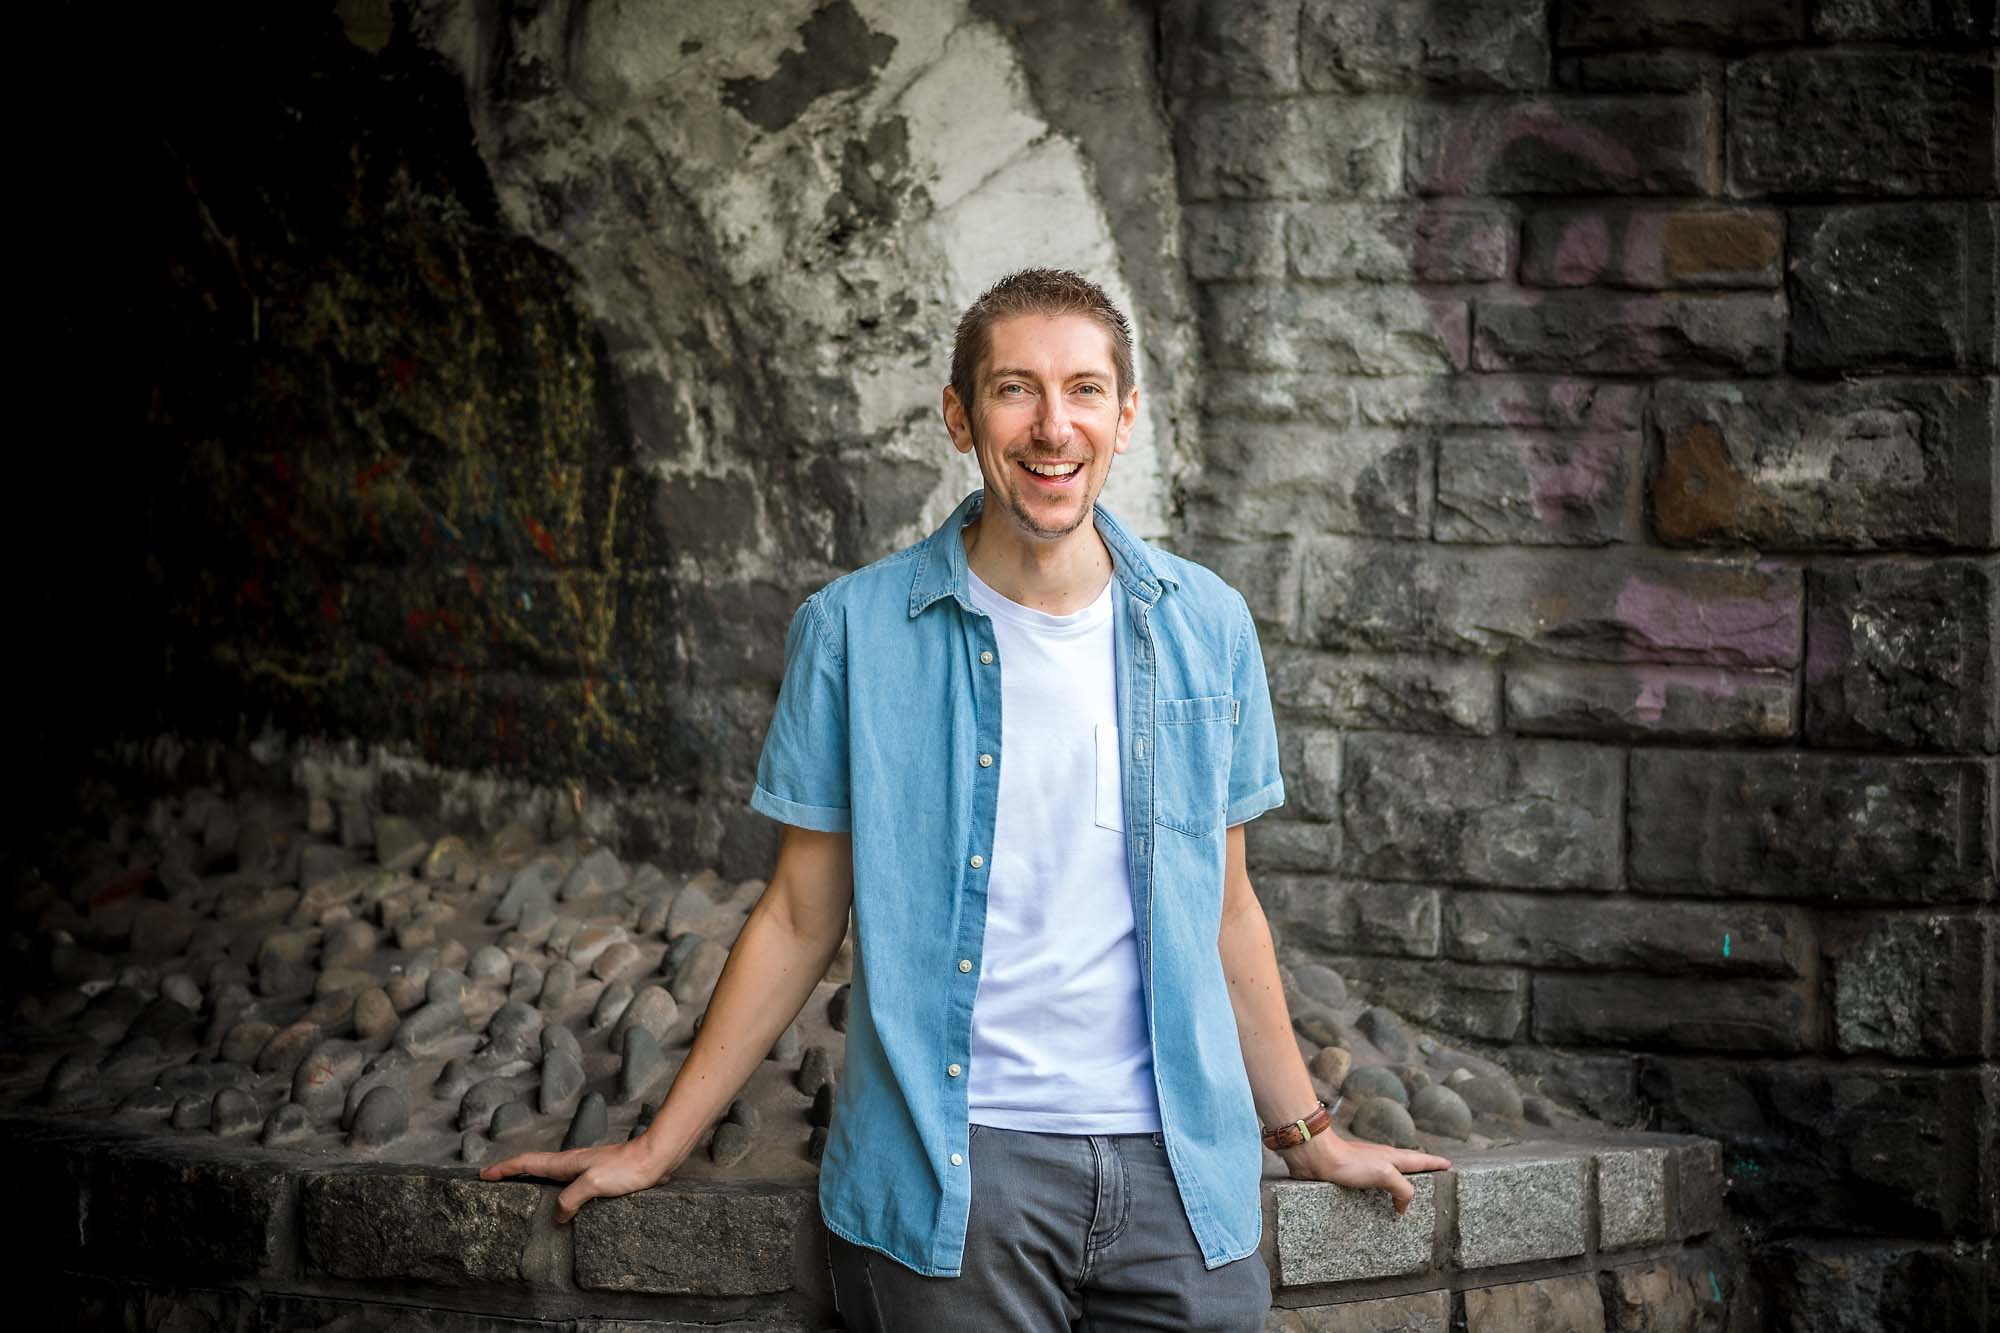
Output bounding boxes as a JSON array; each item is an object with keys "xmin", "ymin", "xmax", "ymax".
[
  {"xmin": 943, "ymin": 385, "xmax": 974, "ymax": 455},
  {"xmin": 1113, "ymin": 385, "xmax": 1139, "ymax": 455}
]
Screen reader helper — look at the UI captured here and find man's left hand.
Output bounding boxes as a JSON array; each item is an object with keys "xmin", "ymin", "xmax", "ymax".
[{"xmin": 1278, "ymin": 1133, "xmax": 1450, "ymax": 1215}]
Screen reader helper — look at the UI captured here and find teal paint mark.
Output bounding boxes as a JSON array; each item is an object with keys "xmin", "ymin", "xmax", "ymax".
[
  {"xmin": 1708, "ymin": 1271, "xmax": 1722, "ymax": 1302},
  {"xmin": 1723, "ymin": 932, "xmax": 1731, "ymax": 958}
]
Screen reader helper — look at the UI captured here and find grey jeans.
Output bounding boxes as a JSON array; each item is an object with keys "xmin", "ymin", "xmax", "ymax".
[{"xmin": 827, "ymin": 1124, "xmax": 1271, "ymax": 1332}]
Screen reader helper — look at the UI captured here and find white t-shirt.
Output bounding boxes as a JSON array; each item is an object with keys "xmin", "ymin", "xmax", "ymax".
[{"xmin": 964, "ymin": 567, "xmax": 1162, "ymax": 1134}]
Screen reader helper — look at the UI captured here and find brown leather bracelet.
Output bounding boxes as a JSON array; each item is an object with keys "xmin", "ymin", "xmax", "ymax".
[{"xmin": 1261, "ymin": 1099, "xmax": 1332, "ymax": 1152}]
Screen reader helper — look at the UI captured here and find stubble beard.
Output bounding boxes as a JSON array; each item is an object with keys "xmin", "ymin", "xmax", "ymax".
[{"xmin": 975, "ymin": 427, "xmax": 1097, "ymax": 543}]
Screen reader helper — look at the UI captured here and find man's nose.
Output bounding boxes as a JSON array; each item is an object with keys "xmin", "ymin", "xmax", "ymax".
[{"xmin": 1033, "ymin": 391, "xmax": 1073, "ymax": 444}]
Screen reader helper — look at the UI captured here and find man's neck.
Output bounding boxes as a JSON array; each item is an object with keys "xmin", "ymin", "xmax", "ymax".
[{"xmin": 961, "ymin": 507, "xmax": 1114, "ymax": 616}]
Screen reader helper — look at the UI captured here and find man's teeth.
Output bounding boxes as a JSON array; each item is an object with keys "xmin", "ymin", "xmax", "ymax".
[{"xmin": 1022, "ymin": 461, "xmax": 1080, "ymax": 477}]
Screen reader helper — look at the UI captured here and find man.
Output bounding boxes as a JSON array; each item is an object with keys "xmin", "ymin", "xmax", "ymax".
[{"xmin": 484, "ymin": 269, "xmax": 1448, "ymax": 1330}]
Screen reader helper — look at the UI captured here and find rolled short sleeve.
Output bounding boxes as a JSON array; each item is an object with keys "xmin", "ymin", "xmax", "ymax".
[
  {"xmin": 750, "ymin": 595, "xmax": 851, "ymax": 832},
  {"xmin": 1223, "ymin": 594, "xmax": 1285, "ymax": 827}
]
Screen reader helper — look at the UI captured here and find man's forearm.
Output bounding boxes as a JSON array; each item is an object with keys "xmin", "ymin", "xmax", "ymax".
[
  {"xmin": 1218, "ymin": 890, "xmax": 1322, "ymax": 1130},
  {"xmin": 635, "ymin": 886, "xmax": 847, "ymax": 1170}
]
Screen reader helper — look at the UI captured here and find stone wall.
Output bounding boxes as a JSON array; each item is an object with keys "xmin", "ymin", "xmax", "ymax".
[{"xmin": 1161, "ymin": 2, "xmax": 1997, "ymax": 1326}]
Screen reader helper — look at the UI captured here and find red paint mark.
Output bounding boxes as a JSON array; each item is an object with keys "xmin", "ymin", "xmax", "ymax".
[
  {"xmin": 356, "ymin": 458, "xmax": 396, "ymax": 494},
  {"xmin": 463, "ymin": 565, "xmax": 484, "ymax": 597},
  {"xmin": 525, "ymin": 518, "xmax": 557, "ymax": 561},
  {"xmin": 388, "ymin": 357, "xmax": 417, "ymax": 390}
]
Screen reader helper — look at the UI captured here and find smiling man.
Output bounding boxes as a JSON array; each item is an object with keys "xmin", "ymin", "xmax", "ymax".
[{"xmin": 482, "ymin": 270, "xmax": 1447, "ymax": 1331}]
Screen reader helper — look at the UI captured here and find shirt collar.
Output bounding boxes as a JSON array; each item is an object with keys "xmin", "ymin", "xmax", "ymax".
[{"xmin": 908, "ymin": 488, "xmax": 1176, "ymax": 619}]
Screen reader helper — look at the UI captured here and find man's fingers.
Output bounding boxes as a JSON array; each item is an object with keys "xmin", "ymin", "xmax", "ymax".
[
  {"xmin": 554, "ymin": 1172, "xmax": 600, "ymax": 1225},
  {"xmin": 1382, "ymin": 1165, "xmax": 1415, "ymax": 1215},
  {"xmin": 481, "ymin": 1151, "xmax": 587, "ymax": 1183},
  {"xmin": 1393, "ymin": 1150, "xmax": 1452, "ymax": 1174}
]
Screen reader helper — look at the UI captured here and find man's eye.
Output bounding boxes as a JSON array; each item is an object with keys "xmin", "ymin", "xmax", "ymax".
[{"xmin": 1075, "ymin": 383, "xmax": 1103, "ymax": 395}]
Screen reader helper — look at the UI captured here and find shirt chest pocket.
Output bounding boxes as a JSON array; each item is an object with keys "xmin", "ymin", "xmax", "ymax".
[{"xmin": 1152, "ymin": 694, "xmax": 1235, "ymax": 838}]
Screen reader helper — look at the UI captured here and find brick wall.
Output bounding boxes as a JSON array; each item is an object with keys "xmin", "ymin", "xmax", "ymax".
[{"xmin": 1161, "ymin": 1, "xmax": 1996, "ymax": 1325}]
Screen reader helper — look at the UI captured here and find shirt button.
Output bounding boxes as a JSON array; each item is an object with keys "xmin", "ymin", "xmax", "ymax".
[
  {"xmin": 958, "ymin": 959, "xmax": 973, "ymax": 973},
  {"xmin": 969, "ymin": 854, "xmax": 984, "ymax": 869},
  {"xmin": 978, "ymin": 753, "xmax": 993, "ymax": 768},
  {"xmin": 947, "ymin": 1063, "xmax": 962, "ymax": 1077},
  {"xmin": 950, "ymin": 1153, "xmax": 964, "ymax": 1167},
  {"xmin": 980, "ymin": 651, "xmax": 994, "ymax": 665}
]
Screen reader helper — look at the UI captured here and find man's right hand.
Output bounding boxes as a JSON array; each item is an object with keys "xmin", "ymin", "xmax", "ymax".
[{"xmin": 480, "ymin": 1137, "xmax": 675, "ymax": 1224}]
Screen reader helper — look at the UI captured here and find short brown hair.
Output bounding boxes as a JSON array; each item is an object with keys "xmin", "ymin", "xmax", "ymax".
[{"xmin": 949, "ymin": 268, "xmax": 1135, "ymax": 415}]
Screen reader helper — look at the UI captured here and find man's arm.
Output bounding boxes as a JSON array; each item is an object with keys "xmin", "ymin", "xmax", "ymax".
[
  {"xmin": 1217, "ymin": 823, "xmax": 1449, "ymax": 1213},
  {"xmin": 482, "ymin": 823, "xmax": 854, "ymax": 1221}
]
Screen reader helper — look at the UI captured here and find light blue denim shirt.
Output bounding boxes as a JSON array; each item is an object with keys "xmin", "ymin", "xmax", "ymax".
[{"xmin": 751, "ymin": 489, "xmax": 1285, "ymax": 1276}]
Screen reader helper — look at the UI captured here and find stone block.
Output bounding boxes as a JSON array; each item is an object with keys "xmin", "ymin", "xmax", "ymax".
[
  {"xmin": 1269, "ymin": 1174, "xmax": 1435, "ymax": 1284},
  {"xmin": 1435, "ymin": 429, "xmax": 1638, "ymax": 545},
  {"xmin": 1352, "ymin": 377, "xmax": 1642, "ymax": 433},
  {"xmin": 1602, "ymin": 1251, "xmax": 1731, "ymax": 1333},
  {"xmin": 1246, "ymin": 818, "xmax": 1342, "ymax": 874},
  {"xmin": 1813, "ymin": 0, "xmax": 1987, "ymax": 39},
  {"xmin": 1597, "ymin": 1148, "xmax": 1670, "ymax": 1249},
  {"xmin": 1301, "ymin": 0, "xmax": 1546, "ymax": 91},
  {"xmin": 1340, "ymin": 735, "xmax": 1622, "ymax": 890},
  {"xmin": 1805, "ymin": 559, "xmax": 2000, "ymax": 753},
  {"xmin": 1300, "ymin": 540, "xmax": 1801, "ymax": 667},
  {"xmin": 1503, "ymin": 1047, "xmax": 1643, "ymax": 1124},
  {"xmin": 1408, "ymin": 98, "xmax": 1711, "ymax": 195},
  {"xmin": 1178, "ymin": 97, "xmax": 1404, "ymax": 200},
  {"xmin": 1454, "ymin": 1156, "xmax": 1588, "ymax": 1268},
  {"xmin": 574, "ymin": 1183, "xmax": 811, "ymax": 1294},
  {"xmin": 1521, "ymin": 206, "xmax": 1782, "ymax": 289},
  {"xmin": 84, "ymin": 1148, "xmax": 290, "ymax": 1280},
  {"xmin": 1532, "ymin": 974, "xmax": 1815, "ymax": 1052},
  {"xmin": 1445, "ymin": 892, "xmax": 1808, "ymax": 977},
  {"xmin": 1268, "ymin": 647, "xmax": 1499, "ymax": 735},
  {"xmin": 1505, "ymin": 663, "xmax": 1795, "ymax": 743},
  {"xmin": 1472, "ymin": 294, "xmax": 1784, "ymax": 374},
  {"xmin": 1628, "ymin": 751, "xmax": 1994, "ymax": 902},
  {"xmin": 1289, "ymin": 202, "xmax": 1514, "ymax": 283},
  {"xmin": 1828, "ymin": 914, "xmax": 1992, "ymax": 1059},
  {"xmin": 1639, "ymin": 1059, "xmax": 1992, "ymax": 1237},
  {"xmin": 1556, "ymin": 0, "xmax": 1802, "ymax": 45},
  {"xmin": 258, "ymin": 1293, "xmax": 562, "ymax": 1331},
  {"xmin": 1203, "ymin": 373, "xmax": 1357, "ymax": 425},
  {"xmin": 1652, "ymin": 378, "xmax": 1995, "ymax": 549},
  {"xmin": 1199, "ymin": 539, "xmax": 1301, "ymax": 638},
  {"xmin": 1330, "ymin": 957, "xmax": 1529, "ymax": 1041},
  {"xmin": 1187, "ymin": 426, "xmax": 1428, "ymax": 539},
  {"xmin": 1277, "ymin": 723, "xmax": 1343, "ymax": 821},
  {"xmin": 1463, "ymin": 1274, "xmax": 1605, "ymax": 1333},
  {"xmin": 302, "ymin": 1172, "xmax": 540, "ymax": 1285},
  {"xmin": 1762, "ymin": 1239, "xmax": 1988, "ymax": 1333},
  {"xmin": 1261, "ymin": 877, "xmax": 1441, "ymax": 959},
  {"xmin": 1728, "ymin": 52, "xmax": 1995, "ymax": 196},
  {"xmin": 1183, "ymin": 202, "xmax": 1287, "ymax": 281},
  {"xmin": 1673, "ymin": 1140, "xmax": 1726, "ymax": 1238},
  {"xmin": 1557, "ymin": 50, "xmax": 1722, "ymax": 94},
  {"xmin": 1202, "ymin": 285, "xmax": 1468, "ymax": 375},
  {"xmin": 1161, "ymin": 0, "xmax": 1300, "ymax": 94},
  {"xmin": 1266, "ymin": 1290, "xmax": 1450, "ymax": 1332},
  {"xmin": 1790, "ymin": 204, "xmax": 1994, "ymax": 372}
]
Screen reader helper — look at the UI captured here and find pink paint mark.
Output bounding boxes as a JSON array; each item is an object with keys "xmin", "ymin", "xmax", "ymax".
[
  {"xmin": 1612, "ymin": 576, "xmax": 1799, "ymax": 667},
  {"xmin": 1521, "ymin": 431, "xmax": 1623, "ymax": 523},
  {"xmin": 1550, "ymin": 213, "xmax": 1611, "ymax": 285}
]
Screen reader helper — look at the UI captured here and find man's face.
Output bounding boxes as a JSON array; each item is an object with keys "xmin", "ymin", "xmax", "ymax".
[{"xmin": 944, "ymin": 312, "xmax": 1138, "ymax": 544}]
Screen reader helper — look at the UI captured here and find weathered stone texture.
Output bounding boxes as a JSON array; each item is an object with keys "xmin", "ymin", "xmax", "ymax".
[
  {"xmin": 1455, "ymin": 1157, "xmax": 1588, "ymax": 1267},
  {"xmin": 1596, "ymin": 1148, "xmax": 1669, "ymax": 1249},
  {"xmin": 1435, "ymin": 430, "xmax": 1636, "ymax": 545},
  {"xmin": 1188, "ymin": 427, "xmax": 1428, "ymax": 539},
  {"xmin": 1408, "ymin": 98, "xmax": 1711, "ymax": 195},
  {"xmin": 1463, "ymin": 1274, "xmax": 1605, "ymax": 1333},
  {"xmin": 1652, "ymin": 379, "xmax": 1994, "ymax": 550},
  {"xmin": 1178, "ymin": 97, "xmax": 1405, "ymax": 199},
  {"xmin": 1269, "ymin": 649, "xmax": 1499, "ymax": 735},
  {"xmin": 1827, "ymin": 914, "xmax": 1993, "ymax": 1058},
  {"xmin": 1506, "ymin": 663, "xmax": 1794, "ymax": 742},
  {"xmin": 1300, "ymin": 540, "xmax": 1802, "ymax": 665},
  {"xmin": 1473, "ymin": 294, "xmax": 1785, "ymax": 374},
  {"xmin": 1202, "ymin": 285, "xmax": 1468, "ymax": 374},
  {"xmin": 303, "ymin": 1172, "xmax": 540, "ymax": 1284},
  {"xmin": 1266, "ymin": 1290, "xmax": 1450, "ymax": 1332},
  {"xmin": 1556, "ymin": 0, "xmax": 1803, "ymax": 46},
  {"xmin": 1673, "ymin": 1140, "xmax": 1727, "ymax": 1239},
  {"xmin": 1341, "ymin": 735, "xmax": 1622, "ymax": 890},
  {"xmin": 1628, "ymin": 751, "xmax": 1995, "ymax": 902},
  {"xmin": 1352, "ymin": 377, "xmax": 1643, "ymax": 433},
  {"xmin": 1446, "ymin": 893, "xmax": 1806, "ymax": 976},
  {"xmin": 1246, "ymin": 817, "xmax": 1342, "ymax": 874},
  {"xmin": 1290, "ymin": 202, "xmax": 1515, "ymax": 282},
  {"xmin": 1812, "ymin": 0, "xmax": 1989, "ymax": 40},
  {"xmin": 1533, "ymin": 974, "xmax": 1815, "ymax": 1053},
  {"xmin": 1300, "ymin": 0, "xmax": 1548, "ymax": 92},
  {"xmin": 1331, "ymin": 957, "xmax": 1529, "ymax": 1041},
  {"xmin": 1728, "ymin": 52, "xmax": 1996, "ymax": 196},
  {"xmin": 1602, "ymin": 1252, "xmax": 1730, "ymax": 1333},
  {"xmin": 1789, "ymin": 205, "xmax": 1995, "ymax": 372},
  {"xmin": 1262, "ymin": 877, "xmax": 1441, "ymax": 959},
  {"xmin": 1762, "ymin": 1239, "xmax": 1991, "ymax": 1333},
  {"xmin": 1184, "ymin": 203, "xmax": 1288, "ymax": 281},
  {"xmin": 1805, "ymin": 559, "xmax": 1999, "ymax": 754},
  {"xmin": 1270, "ymin": 1174, "xmax": 1435, "ymax": 1283},
  {"xmin": 1522, "ymin": 206, "xmax": 1783, "ymax": 289},
  {"xmin": 574, "ymin": 1186, "xmax": 810, "ymax": 1294},
  {"xmin": 1161, "ymin": 0, "xmax": 1301, "ymax": 95},
  {"xmin": 84, "ymin": 1150, "xmax": 290, "ymax": 1279}
]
